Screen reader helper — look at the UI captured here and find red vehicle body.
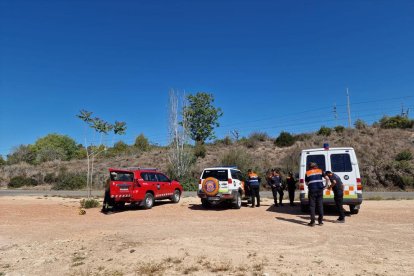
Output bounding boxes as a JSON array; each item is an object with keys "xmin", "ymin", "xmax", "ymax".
[{"xmin": 102, "ymin": 167, "xmax": 183, "ymax": 211}]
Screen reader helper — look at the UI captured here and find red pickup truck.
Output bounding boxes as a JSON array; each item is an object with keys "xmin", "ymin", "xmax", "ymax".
[{"xmin": 102, "ymin": 167, "xmax": 183, "ymax": 211}]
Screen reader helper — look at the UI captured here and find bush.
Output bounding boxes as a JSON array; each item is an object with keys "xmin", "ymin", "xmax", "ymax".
[
  {"xmin": 334, "ymin": 126, "xmax": 345, "ymax": 133},
  {"xmin": 134, "ymin": 134, "xmax": 150, "ymax": 151},
  {"xmin": 194, "ymin": 143, "xmax": 206, "ymax": 158},
  {"xmin": 53, "ymin": 172, "xmax": 87, "ymax": 190},
  {"xmin": 317, "ymin": 126, "xmax": 332, "ymax": 136},
  {"xmin": 33, "ymin": 133, "xmax": 78, "ymax": 161},
  {"xmin": 220, "ymin": 149, "xmax": 255, "ymax": 175},
  {"xmin": 214, "ymin": 136, "xmax": 232, "ymax": 146},
  {"xmin": 274, "ymin": 131, "xmax": 295, "ymax": 147},
  {"xmin": 179, "ymin": 178, "xmax": 198, "ymax": 191},
  {"xmin": 112, "ymin": 141, "xmax": 129, "ymax": 154},
  {"xmin": 44, "ymin": 173, "xmax": 57, "ymax": 184},
  {"xmin": 8, "ymin": 176, "xmax": 39, "ymax": 188},
  {"xmin": 241, "ymin": 137, "xmax": 257, "ymax": 148},
  {"xmin": 294, "ymin": 133, "xmax": 311, "ymax": 141},
  {"xmin": 7, "ymin": 145, "xmax": 37, "ymax": 165},
  {"xmin": 80, "ymin": 198, "xmax": 100, "ymax": 209},
  {"xmin": 248, "ymin": 132, "xmax": 269, "ymax": 142},
  {"xmin": 395, "ymin": 150, "xmax": 413, "ymax": 161},
  {"xmin": 354, "ymin": 119, "xmax": 368, "ymax": 130},
  {"xmin": 379, "ymin": 115, "xmax": 414, "ymax": 129}
]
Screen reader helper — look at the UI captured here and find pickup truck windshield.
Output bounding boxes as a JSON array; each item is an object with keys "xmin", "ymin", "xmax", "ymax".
[{"xmin": 110, "ymin": 171, "xmax": 134, "ymax": 182}]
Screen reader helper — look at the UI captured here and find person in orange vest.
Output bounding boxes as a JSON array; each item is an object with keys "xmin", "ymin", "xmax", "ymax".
[
  {"xmin": 247, "ymin": 169, "xmax": 261, "ymax": 208},
  {"xmin": 305, "ymin": 162, "xmax": 329, "ymax": 226}
]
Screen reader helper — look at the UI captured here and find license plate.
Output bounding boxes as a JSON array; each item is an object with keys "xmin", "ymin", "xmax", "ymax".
[{"xmin": 208, "ymin": 196, "xmax": 220, "ymax": 201}]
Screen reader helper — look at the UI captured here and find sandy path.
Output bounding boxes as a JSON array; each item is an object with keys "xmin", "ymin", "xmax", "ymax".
[{"xmin": 0, "ymin": 196, "xmax": 413, "ymax": 276}]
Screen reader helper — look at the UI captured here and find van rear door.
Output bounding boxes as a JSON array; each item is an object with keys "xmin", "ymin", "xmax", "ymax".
[{"xmin": 328, "ymin": 151, "xmax": 358, "ymax": 200}]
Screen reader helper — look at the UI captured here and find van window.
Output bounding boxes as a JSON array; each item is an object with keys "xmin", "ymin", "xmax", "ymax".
[
  {"xmin": 202, "ymin": 170, "xmax": 228, "ymax": 181},
  {"xmin": 331, "ymin": 154, "xmax": 352, "ymax": 172},
  {"xmin": 231, "ymin": 170, "xmax": 241, "ymax": 180},
  {"xmin": 306, "ymin": 155, "xmax": 326, "ymax": 171}
]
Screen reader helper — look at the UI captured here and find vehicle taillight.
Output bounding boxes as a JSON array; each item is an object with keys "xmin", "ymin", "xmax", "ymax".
[
  {"xmin": 228, "ymin": 178, "xmax": 233, "ymax": 184},
  {"xmin": 300, "ymin": 184, "xmax": 305, "ymax": 191},
  {"xmin": 299, "ymin": 179, "xmax": 304, "ymax": 184},
  {"xmin": 357, "ymin": 178, "xmax": 362, "ymax": 191}
]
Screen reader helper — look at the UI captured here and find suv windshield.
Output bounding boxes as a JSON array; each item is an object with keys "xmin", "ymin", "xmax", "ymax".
[
  {"xmin": 110, "ymin": 171, "xmax": 134, "ymax": 182},
  {"xmin": 202, "ymin": 170, "xmax": 228, "ymax": 181}
]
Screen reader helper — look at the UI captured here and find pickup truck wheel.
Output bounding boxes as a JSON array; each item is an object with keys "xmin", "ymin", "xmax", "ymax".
[
  {"xmin": 143, "ymin": 193, "xmax": 154, "ymax": 209},
  {"xmin": 201, "ymin": 199, "xmax": 210, "ymax": 209},
  {"xmin": 233, "ymin": 193, "xmax": 242, "ymax": 209},
  {"xmin": 171, "ymin": 190, "xmax": 181, "ymax": 203},
  {"xmin": 350, "ymin": 205, "xmax": 359, "ymax": 214}
]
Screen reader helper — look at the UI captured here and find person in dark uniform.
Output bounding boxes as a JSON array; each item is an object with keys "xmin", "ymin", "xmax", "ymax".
[
  {"xmin": 286, "ymin": 171, "xmax": 297, "ymax": 206},
  {"xmin": 270, "ymin": 169, "xmax": 284, "ymax": 206},
  {"xmin": 247, "ymin": 169, "xmax": 261, "ymax": 208},
  {"xmin": 305, "ymin": 162, "xmax": 329, "ymax": 226},
  {"xmin": 326, "ymin": 171, "xmax": 345, "ymax": 223}
]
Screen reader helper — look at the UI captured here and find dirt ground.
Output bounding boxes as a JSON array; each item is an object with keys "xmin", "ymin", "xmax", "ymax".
[{"xmin": 0, "ymin": 197, "xmax": 413, "ymax": 276}]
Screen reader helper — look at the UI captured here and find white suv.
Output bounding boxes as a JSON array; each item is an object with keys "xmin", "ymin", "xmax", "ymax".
[{"xmin": 197, "ymin": 167, "xmax": 246, "ymax": 209}]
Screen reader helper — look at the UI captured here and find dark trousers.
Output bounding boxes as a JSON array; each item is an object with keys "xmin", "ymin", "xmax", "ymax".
[
  {"xmin": 250, "ymin": 186, "xmax": 260, "ymax": 207},
  {"xmin": 288, "ymin": 188, "xmax": 296, "ymax": 205},
  {"xmin": 271, "ymin": 186, "xmax": 284, "ymax": 204},
  {"xmin": 309, "ymin": 189, "xmax": 324, "ymax": 223},
  {"xmin": 334, "ymin": 192, "xmax": 345, "ymax": 220}
]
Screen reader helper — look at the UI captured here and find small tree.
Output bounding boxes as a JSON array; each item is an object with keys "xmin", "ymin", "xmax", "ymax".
[
  {"xmin": 32, "ymin": 133, "xmax": 78, "ymax": 162},
  {"xmin": 354, "ymin": 119, "xmax": 368, "ymax": 130},
  {"xmin": 134, "ymin": 134, "xmax": 150, "ymax": 151},
  {"xmin": 183, "ymin": 92, "xmax": 223, "ymax": 145},
  {"xmin": 275, "ymin": 131, "xmax": 296, "ymax": 147},
  {"xmin": 379, "ymin": 115, "xmax": 413, "ymax": 129},
  {"xmin": 317, "ymin": 126, "xmax": 332, "ymax": 136},
  {"xmin": 77, "ymin": 110, "xmax": 127, "ymax": 198}
]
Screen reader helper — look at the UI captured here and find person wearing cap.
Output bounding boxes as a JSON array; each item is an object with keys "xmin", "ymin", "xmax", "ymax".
[
  {"xmin": 286, "ymin": 171, "xmax": 297, "ymax": 206},
  {"xmin": 326, "ymin": 171, "xmax": 345, "ymax": 223},
  {"xmin": 247, "ymin": 169, "xmax": 261, "ymax": 208},
  {"xmin": 305, "ymin": 162, "xmax": 329, "ymax": 226}
]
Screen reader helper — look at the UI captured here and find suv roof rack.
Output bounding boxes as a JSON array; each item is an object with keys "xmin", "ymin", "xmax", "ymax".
[{"xmin": 110, "ymin": 167, "xmax": 158, "ymax": 171}]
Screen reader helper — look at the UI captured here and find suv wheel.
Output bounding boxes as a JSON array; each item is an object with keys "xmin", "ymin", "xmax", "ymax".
[
  {"xmin": 143, "ymin": 193, "xmax": 154, "ymax": 209},
  {"xmin": 233, "ymin": 192, "xmax": 242, "ymax": 209},
  {"xmin": 201, "ymin": 199, "xmax": 210, "ymax": 209},
  {"xmin": 171, "ymin": 189, "xmax": 181, "ymax": 203}
]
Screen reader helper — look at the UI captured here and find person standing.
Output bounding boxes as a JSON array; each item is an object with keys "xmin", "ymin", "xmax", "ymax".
[
  {"xmin": 286, "ymin": 172, "xmax": 297, "ymax": 206},
  {"xmin": 326, "ymin": 171, "xmax": 345, "ymax": 223},
  {"xmin": 270, "ymin": 169, "xmax": 284, "ymax": 206},
  {"xmin": 247, "ymin": 169, "xmax": 261, "ymax": 208},
  {"xmin": 305, "ymin": 162, "xmax": 329, "ymax": 226}
]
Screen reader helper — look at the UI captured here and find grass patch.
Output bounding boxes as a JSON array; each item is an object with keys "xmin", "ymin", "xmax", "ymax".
[
  {"xmin": 209, "ymin": 261, "xmax": 232, "ymax": 273},
  {"xmin": 181, "ymin": 265, "xmax": 200, "ymax": 275},
  {"xmin": 136, "ymin": 261, "xmax": 166, "ymax": 276},
  {"xmin": 80, "ymin": 198, "xmax": 100, "ymax": 209},
  {"xmin": 366, "ymin": 196, "xmax": 383, "ymax": 201}
]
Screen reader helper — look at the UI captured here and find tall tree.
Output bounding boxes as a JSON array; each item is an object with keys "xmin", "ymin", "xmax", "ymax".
[{"xmin": 183, "ymin": 92, "xmax": 223, "ymax": 144}]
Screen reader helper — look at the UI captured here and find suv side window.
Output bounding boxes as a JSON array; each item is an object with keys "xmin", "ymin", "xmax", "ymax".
[
  {"xmin": 331, "ymin": 153, "xmax": 352, "ymax": 172},
  {"xmin": 146, "ymin": 173, "xmax": 157, "ymax": 182},
  {"xmin": 157, "ymin": 173, "xmax": 170, "ymax": 182},
  {"xmin": 231, "ymin": 170, "xmax": 239, "ymax": 180},
  {"xmin": 141, "ymin": 172, "xmax": 149, "ymax": 181}
]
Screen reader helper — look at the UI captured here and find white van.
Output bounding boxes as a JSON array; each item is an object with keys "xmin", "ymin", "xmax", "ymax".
[{"xmin": 299, "ymin": 145, "xmax": 363, "ymax": 214}]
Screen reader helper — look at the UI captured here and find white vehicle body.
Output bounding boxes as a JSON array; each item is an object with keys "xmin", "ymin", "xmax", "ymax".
[
  {"xmin": 197, "ymin": 167, "xmax": 245, "ymax": 209},
  {"xmin": 299, "ymin": 147, "xmax": 363, "ymax": 214}
]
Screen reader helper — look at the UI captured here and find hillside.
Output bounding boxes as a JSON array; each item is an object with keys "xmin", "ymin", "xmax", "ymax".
[{"xmin": 1, "ymin": 127, "xmax": 413, "ymax": 191}]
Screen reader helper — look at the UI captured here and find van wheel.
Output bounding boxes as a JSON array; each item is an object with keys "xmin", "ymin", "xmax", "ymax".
[
  {"xmin": 233, "ymin": 193, "xmax": 242, "ymax": 209},
  {"xmin": 143, "ymin": 193, "xmax": 154, "ymax": 209},
  {"xmin": 171, "ymin": 189, "xmax": 181, "ymax": 203},
  {"xmin": 350, "ymin": 205, "xmax": 359, "ymax": 214},
  {"xmin": 301, "ymin": 204, "xmax": 309, "ymax": 213},
  {"xmin": 201, "ymin": 199, "xmax": 211, "ymax": 209}
]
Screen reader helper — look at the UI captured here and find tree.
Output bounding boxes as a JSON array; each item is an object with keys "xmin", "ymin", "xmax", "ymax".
[
  {"xmin": 134, "ymin": 134, "xmax": 150, "ymax": 151},
  {"xmin": 0, "ymin": 155, "xmax": 6, "ymax": 166},
  {"xmin": 183, "ymin": 92, "xmax": 223, "ymax": 144},
  {"xmin": 7, "ymin": 145, "xmax": 36, "ymax": 165},
  {"xmin": 275, "ymin": 131, "xmax": 296, "ymax": 147},
  {"xmin": 32, "ymin": 133, "xmax": 78, "ymax": 162},
  {"xmin": 379, "ymin": 115, "xmax": 414, "ymax": 129},
  {"xmin": 77, "ymin": 110, "xmax": 127, "ymax": 198},
  {"xmin": 167, "ymin": 90, "xmax": 195, "ymax": 180},
  {"xmin": 354, "ymin": 119, "xmax": 368, "ymax": 130}
]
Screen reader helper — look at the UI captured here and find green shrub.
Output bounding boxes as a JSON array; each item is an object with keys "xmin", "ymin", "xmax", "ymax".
[
  {"xmin": 7, "ymin": 145, "xmax": 37, "ymax": 165},
  {"xmin": 294, "ymin": 133, "xmax": 311, "ymax": 141},
  {"xmin": 134, "ymin": 134, "xmax": 150, "ymax": 151},
  {"xmin": 248, "ymin": 132, "xmax": 269, "ymax": 142},
  {"xmin": 112, "ymin": 141, "xmax": 129, "ymax": 154},
  {"xmin": 379, "ymin": 115, "xmax": 414, "ymax": 129},
  {"xmin": 354, "ymin": 119, "xmax": 368, "ymax": 130},
  {"xmin": 8, "ymin": 176, "xmax": 39, "ymax": 188},
  {"xmin": 179, "ymin": 178, "xmax": 198, "ymax": 191},
  {"xmin": 214, "ymin": 136, "xmax": 233, "ymax": 146},
  {"xmin": 194, "ymin": 143, "xmax": 206, "ymax": 158},
  {"xmin": 80, "ymin": 198, "xmax": 100, "ymax": 209},
  {"xmin": 220, "ymin": 149, "xmax": 255, "ymax": 175},
  {"xmin": 317, "ymin": 126, "xmax": 332, "ymax": 136},
  {"xmin": 44, "ymin": 173, "xmax": 57, "ymax": 184},
  {"xmin": 53, "ymin": 172, "xmax": 87, "ymax": 190},
  {"xmin": 395, "ymin": 150, "xmax": 413, "ymax": 161},
  {"xmin": 33, "ymin": 133, "xmax": 78, "ymax": 161},
  {"xmin": 274, "ymin": 131, "xmax": 295, "ymax": 147},
  {"xmin": 334, "ymin": 126, "xmax": 345, "ymax": 133}
]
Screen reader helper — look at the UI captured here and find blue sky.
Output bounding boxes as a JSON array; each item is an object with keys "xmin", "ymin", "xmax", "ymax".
[{"xmin": 1, "ymin": 0, "xmax": 413, "ymax": 156}]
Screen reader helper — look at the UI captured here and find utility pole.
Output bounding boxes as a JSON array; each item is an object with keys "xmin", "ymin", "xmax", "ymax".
[
  {"xmin": 347, "ymin": 88, "xmax": 352, "ymax": 128},
  {"xmin": 333, "ymin": 103, "xmax": 338, "ymax": 121}
]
